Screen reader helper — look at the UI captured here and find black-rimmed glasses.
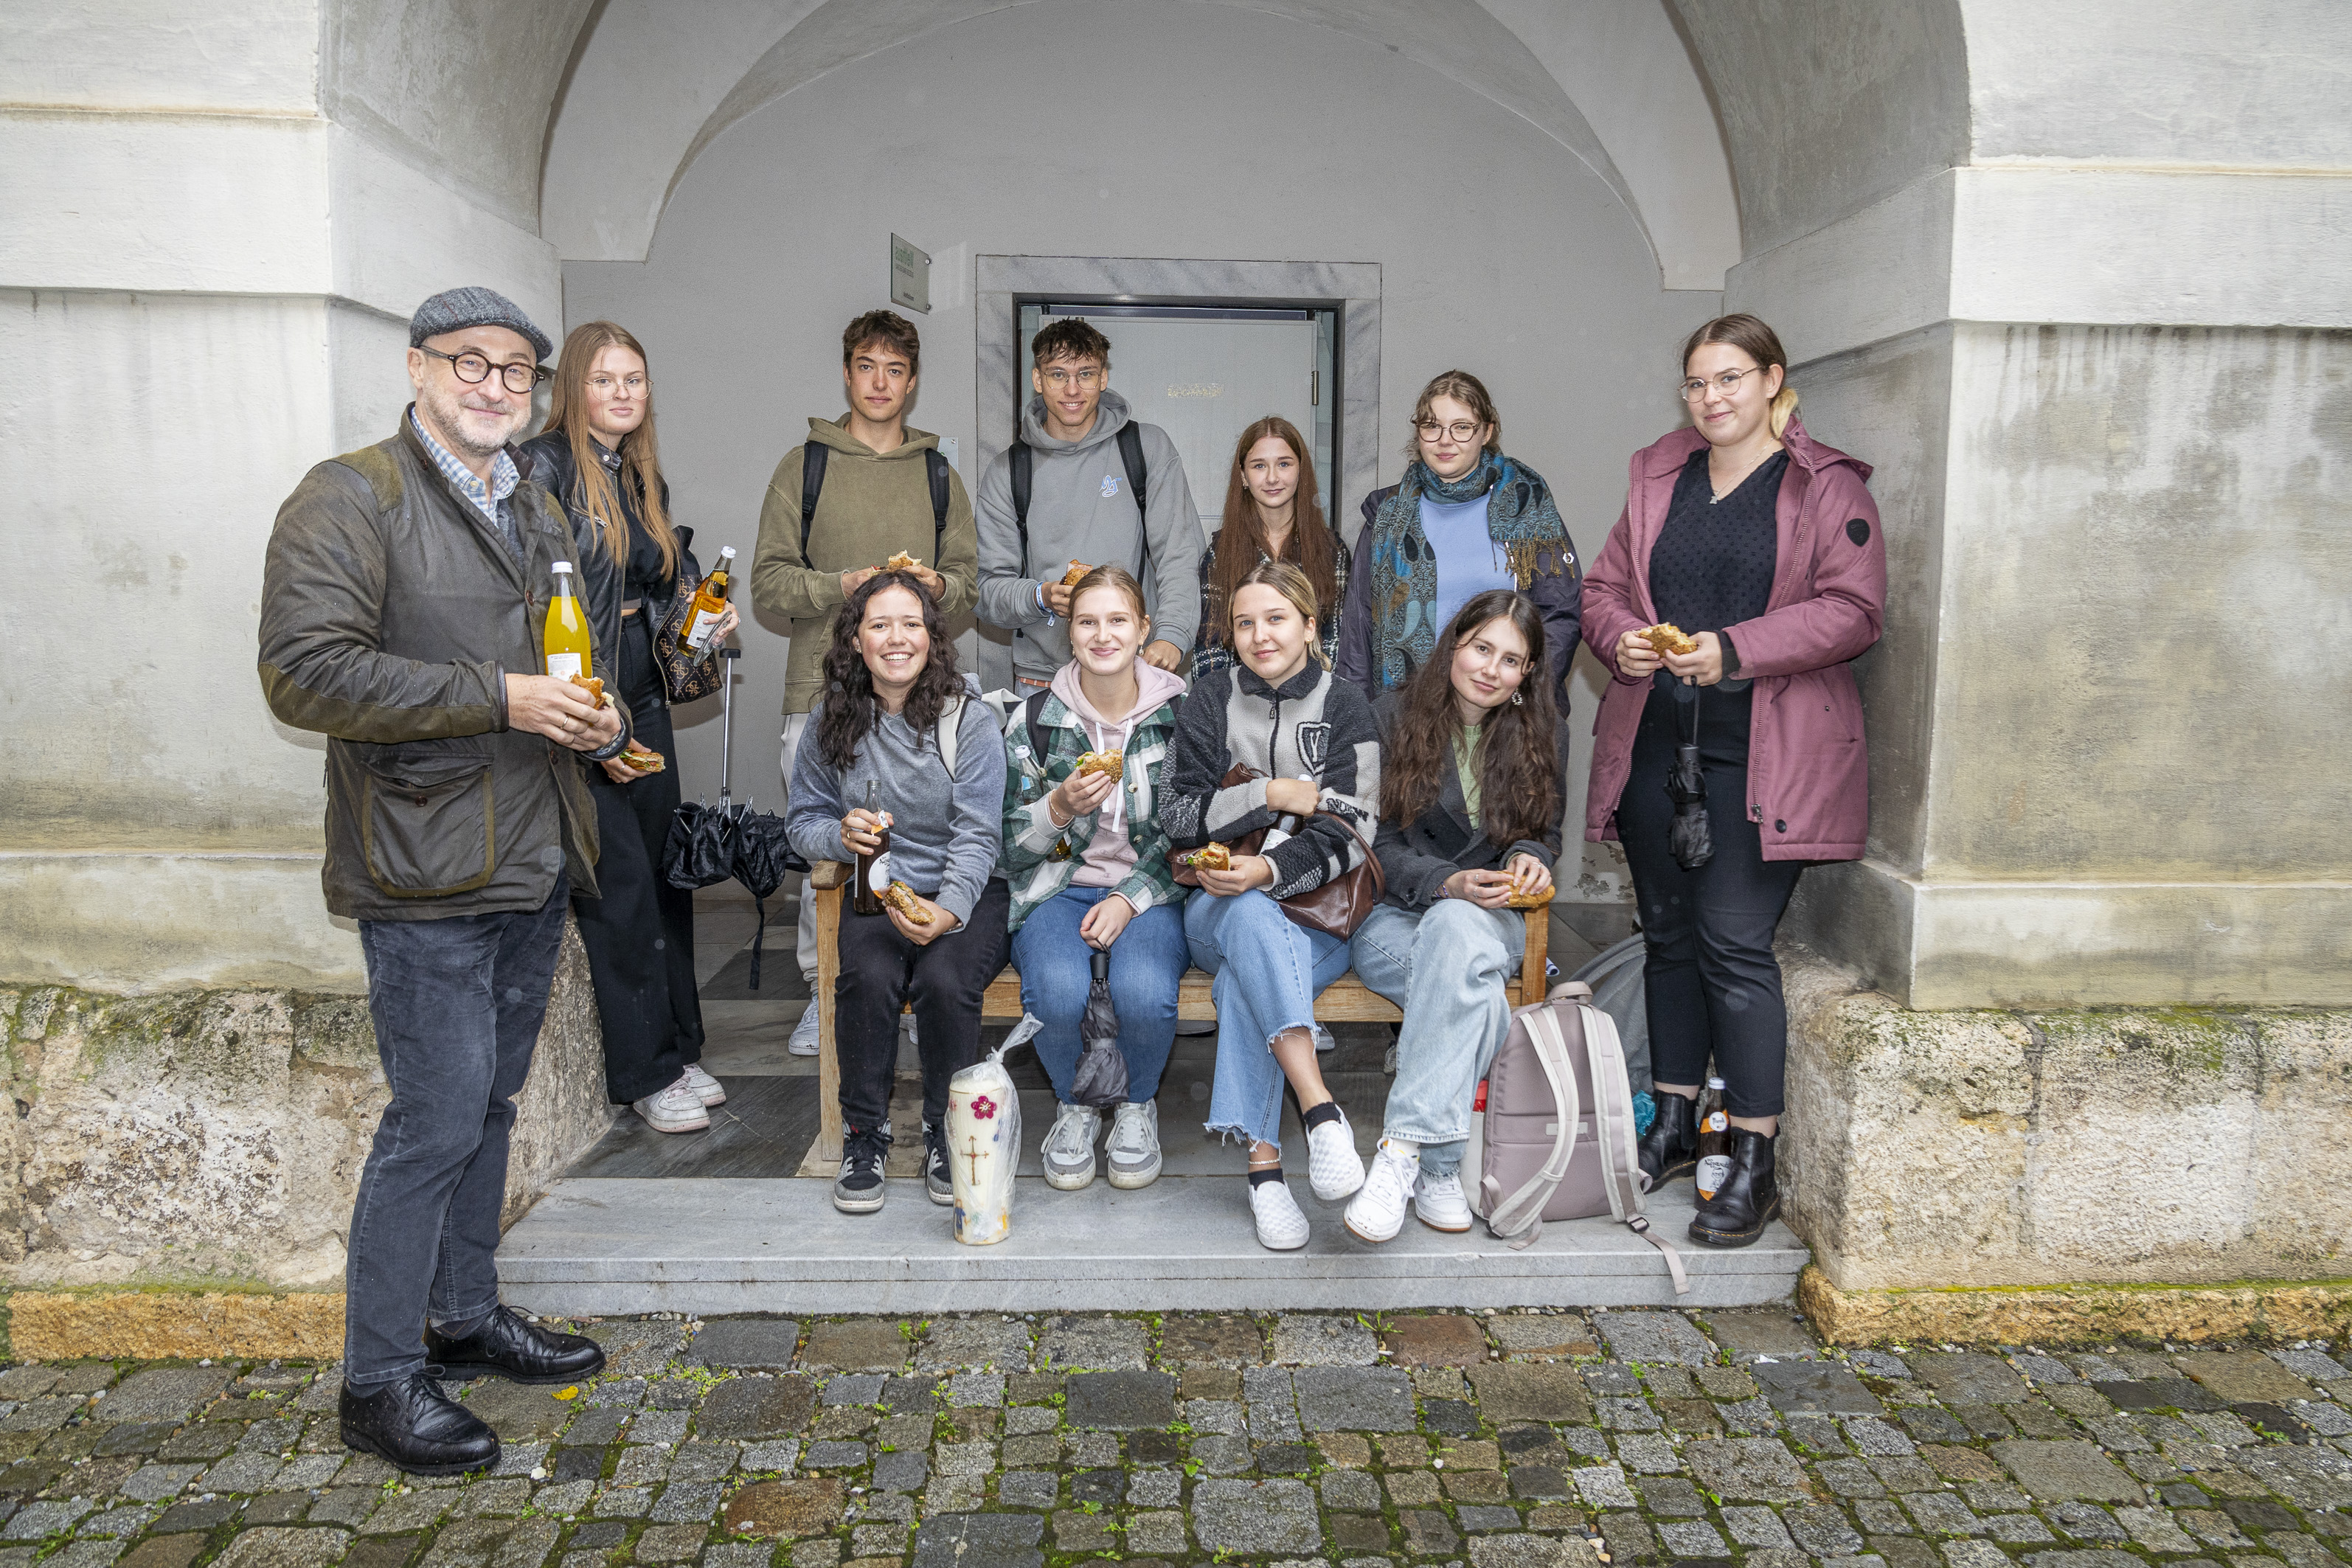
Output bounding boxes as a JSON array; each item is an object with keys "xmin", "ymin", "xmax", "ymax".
[{"xmin": 420, "ymin": 346, "xmax": 550, "ymax": 394}]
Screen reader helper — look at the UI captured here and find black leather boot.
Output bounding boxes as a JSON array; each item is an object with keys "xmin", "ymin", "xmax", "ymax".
[
  {"xmin": 341, "ymin": 1371, "xmax": 501, "ymax": 1476},
  {"xmin": 1689, "ymin": 1127, "xmax": 1780, "ymax": 1248},
  {"xmin": 425, "ymin": 1304, "xmax": 606, "ymax": 1384},
  {"xmin": 1637, "ymin": 1091, "xmax": 1699, "ymax": 1186}
]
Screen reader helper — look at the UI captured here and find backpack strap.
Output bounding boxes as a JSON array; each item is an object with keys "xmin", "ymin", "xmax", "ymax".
[
  {"xmin": 799, "ymin": 442, "xmax": 830, "ymax": 563},
  {"xmin": 1482, "ymin": 1005, "xmax": 1582, "ymax": 1251},
  {"xmin": 1115, "ymin": 423, "xmax": 1148, "ymax": 528},
  {"xmin": 925, "ymin": 447, "xmax": 950, "ymax": 561},
  {"xmin": 1010, "ymin": 442, "xmax": 1032, "ymax": 577},
  {"xmin": 1021, "ymin": 687, "xmax": 1054, "ymax": 766},
  {"xmin": 936, "ymin": 693, "xmax": 965, "ymax": 778},
  {"xmin": 1551, "ymin": 984, "xmax": 1692, "ymax": 1293}
]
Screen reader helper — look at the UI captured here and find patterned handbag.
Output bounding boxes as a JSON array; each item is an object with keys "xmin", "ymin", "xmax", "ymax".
[{"xmin": 653, "ymin": 546, "xmax": 724, "ymax": 704}]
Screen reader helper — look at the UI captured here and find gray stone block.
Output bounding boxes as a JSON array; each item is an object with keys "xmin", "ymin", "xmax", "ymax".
[
  {"xmin": 1786, "ymin": 1502, "xmax": 1865, "ymax": 1556},
  {"xmin": 1460, "ymin": 1508, "xmax": 1529, "ymax": 1535},
  {"xmin": 92, "ymin": 1369, "xmax": 231, "ymax": 1424},
  {"xmin": 1903, "ymin": 1491, "xmax": 1982, "ymax": 1535},
  {"xmin": 1723, "ymin": 1505, "xmax": 1796, "ymax": 1548},
  {"xmin": 1036, "ymin": 1316, "xmax": 1149, "ymax": 1370},
  {"xmin": 1753, "ymin": 1359, "xmax": 1881, "ymax": 1415},
  {"xmin": 2049, "ymin": 1502, "xmax": 2127, "ymax": 1542},
  {"xmin": 1994, "ymin": 1440, "xmax": 2143, "ymax": 1502},
  {"xmin": 212, "ymin": 1529, "xmax": 354, "ymax": 1568},
  {"xmin": 917, "ymin": 1319, "xmax": 1034, "ymax": 1373},
  {"xmin": 872, "ymin": 1450, "xmax": 928, "ymax": 1492},
  {"xmin": 996, "ymin": 1471, "xmax": 1055, "ymax": 1509},
  {"xmin": 1064, "ymin": 1370, "xmax": 1175, "ymax": 1430},
  {"xmin": 1592, "ymin": 1311, "xmax": 1714, "ymax": 1367},
  {"xmin": 1659, "ymin": 1520, "xmax": 1730, "ymax": 1557},
  {"xmin": 1193, "ymin": 1434, "xmax": 1254, "ymax": 1474},
  {"xmin": 1270, "ymin": 1316, "xmax": 1379, "ymax": 1367},
  {"xmin": 1131, "ymin": 1470, "xmax": 1182, "ymax": 1507},
  {"xmin": 817, "ymin": 1373, "xmax": 886, "ymax": 1407},
  {"xmin": 1294, "ymin": 1367, "xmax": 1416, "ymax": 1434},
  {"xmin": 1685, "ymin": 1437, "xmax": 1812, "ymax": 1502},
  {"xmin": 1987, "ymin": 1513, "xmax": 2059, "ymax": 1544},
  {"xmin": 696, "ymin": 1377, "xmax": 814, "ymax": 1440},
  {"xmin": 912, "ymin": 1512, "xmax": 1044, "ymax": 1568},
  {"xmin": 1245, "ymin": 1367, "xmax": 1303, "ymax": 1443},
  {"xmin": 946, "ymin": 1373, "xmax": 1005, "ymax": 1407},
  {"xmin": 1193, "ymin": 1477, "xmax": 1321, "ymax": 1555},
  {"xmin": 739, "ymin": 1440, "xmax": 800, "ymax": 1473},
  {"xmin": 1845, "ymin": 1416, "xmax": 1917, "ymax": 1455},
  {"xmin": 1614, "ymin": 1434, "xmax": 1682, "ymax": 1475}
]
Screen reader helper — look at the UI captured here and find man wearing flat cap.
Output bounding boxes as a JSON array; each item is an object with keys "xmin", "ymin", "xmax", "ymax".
[{"xmin": 260, "ymin": 287, "xmax": 623, "ymax": 1474}]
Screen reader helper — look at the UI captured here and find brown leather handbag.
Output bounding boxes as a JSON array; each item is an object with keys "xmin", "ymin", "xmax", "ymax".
[{"xmin": 1170, "ymin": 766, "xmax": 1386, "ymax": 940}]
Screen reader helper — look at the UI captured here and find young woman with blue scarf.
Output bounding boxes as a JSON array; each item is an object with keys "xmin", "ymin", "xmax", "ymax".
[{"xmin": 1333, "ymin": 370, "xmax": 1581, "ymax": 706}]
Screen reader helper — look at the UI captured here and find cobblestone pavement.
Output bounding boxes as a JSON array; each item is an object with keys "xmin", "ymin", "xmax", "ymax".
[{"xmin": 4, "ymin": 1309, "xmax": 2352, "ymax": 1568}]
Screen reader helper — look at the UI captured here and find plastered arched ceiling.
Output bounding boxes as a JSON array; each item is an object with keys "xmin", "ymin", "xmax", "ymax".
[{"xmin": 538, "ymin": 0, "xmax": 1744, "ymax": 289}]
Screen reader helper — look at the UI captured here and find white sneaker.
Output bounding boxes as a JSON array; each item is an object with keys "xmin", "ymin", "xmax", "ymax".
[
  {"xmin": 787, "ymin": 1005, "xmax": 822, "ymax": 1058},
  {"xmin": 634, "ymin": 1076, "xmax": 711, "ymax": 1134},
  {"xmin": 1305, "ymin": 1105, "xmax": 1367, "ymax": 1201},
  {"xmin": 1249, "ymin": 1175, "xmax": 1310, "ymax": 1251},
  {"xmin": 679, "ymin": 1063, "xmax": 725, "ymax": 1106},
  {"xmin": 1105, "ymin": 1101, "xmax": 1162, "ymax": 1189},
  {"xmin": 1345, "ymin": 1139, "xmax": 1418, "ymax": 1243},
  {"xmin": 1414, "ymin": 1168, "xmax": 1474, "ymax": 1232},
  {"xmin": 1042, "ymin": 1102, "xmax": 1100, "ymax": 1190}
]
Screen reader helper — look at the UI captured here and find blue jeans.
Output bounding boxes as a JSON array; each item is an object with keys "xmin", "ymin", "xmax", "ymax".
[
  {"xmin": 1350, "ymin": 900, "xmax": 1523, "ymax": 1178},
  {"xmin": 1187, "ymin": 889, "xmax": 1350, "ymax": 1151},
  {"xmin": 347, "ymin": 878, "xmax": 569, "ymax": 1387},
  {"xmin": 1010, "ymin": 887, "xmax": 1188, "ymax": 1104}
]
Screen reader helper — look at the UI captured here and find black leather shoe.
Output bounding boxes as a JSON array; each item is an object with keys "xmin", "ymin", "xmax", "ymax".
[
  {"xmin": 1638, "ymin": 1091, "xmax": 1699, "ymax": 1186},
  {"xmin": 341, "ymin": 1372, "xmax": 500, "ymax": 1477},
  {"xmin": 1689, "ymin": 1127, "xmax": 1780, "ymax": 1249},
  {"xmin": 424, "ymin": 1304, "xmax": 606, "ymax": 1385}
]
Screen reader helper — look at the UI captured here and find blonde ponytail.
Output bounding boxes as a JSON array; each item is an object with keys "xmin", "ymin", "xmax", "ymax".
[{"xmin": 1769, "ymin": 385, "xmax": 1800, "ymax": 441}]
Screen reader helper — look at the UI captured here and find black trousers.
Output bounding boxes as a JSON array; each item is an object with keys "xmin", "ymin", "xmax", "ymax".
[
  {"xmin": 1617, "ymin": 679, "xmax": 1803, "ymax": 1119},
  {"xmin": 836, "ymin": 877, "xmax": 1011, "ymax": 1134},
  {"xmin": 572, "ymin": 614, "xmax": 705, "ymax": 1105}
]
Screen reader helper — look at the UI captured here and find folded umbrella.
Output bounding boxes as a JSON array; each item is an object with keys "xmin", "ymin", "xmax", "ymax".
[
  {"xmin": 1068, "ymin": 947, "xmax": 1128, "ymax": 1109},
  {"xmin": 1665, "ymin": 683, "xmax": 1713, "ymax": 872},
  {"xmin": 725, "ymin": 803, "xmax": 797, "ymax": 990}
]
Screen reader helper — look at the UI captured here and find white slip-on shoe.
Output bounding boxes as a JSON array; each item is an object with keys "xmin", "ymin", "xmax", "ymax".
[
  {"xmin": 1042, "ymin": 1102, "xmax": 1101, "ymax": 1190},
  {"xmin": 1345, "ymin": 1139, "xmax": 1419, "ymax": 1243},
  {"xmin": 1106, "ymin": 1100, "xmax": 1162, "ymax": 1189},
  {"xmin": 1249, "ymin": 1175, "xmax": 1311, "ymax": 1251},
  {"xmin": 633, "ymin": 1076, "xmax": 711, "ymax": 1134},
  {"xmin": 787, "ymin": 1005, "xmax": 822, "ymax": 1057},
  {"xmin": 1305, "ymin": 1105, "xmax": 1367, "ymax": 1201},
  {"xmin": 1413, "ymin": 1168, "xmax": 1475, "ymax": 1232},
  {"xmin": 679, "ymin": 1063, "xmax": 726, "ymax": 1106}
]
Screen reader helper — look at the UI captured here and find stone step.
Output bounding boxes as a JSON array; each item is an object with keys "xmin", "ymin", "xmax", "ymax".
[{"xmin": 497, "ymin": 1176, "xmax": 1805, "ymax": 1315}]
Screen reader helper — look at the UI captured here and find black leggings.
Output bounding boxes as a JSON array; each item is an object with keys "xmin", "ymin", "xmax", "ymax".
[
  {"xmin": 836, "ymin": 877, "xmax": 1012, "ymax": 1134},
  {"xmin": 572, "ymin": 614, "xmax": 705, "ymax": 1104},
  {"xmin": 1615, "ymin": 681, "xmax": 1803, "ymax": 1119}
]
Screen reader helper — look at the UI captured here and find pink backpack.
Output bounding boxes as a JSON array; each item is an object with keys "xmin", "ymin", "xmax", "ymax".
[{"xmin": 1463, "ymin": 980, "xmax": 1687, "ymax": 1292}]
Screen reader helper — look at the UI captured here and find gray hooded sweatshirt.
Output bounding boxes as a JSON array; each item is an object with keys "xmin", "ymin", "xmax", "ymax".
[{"xmin": 975, "ymin": 390, "xmax": 1204, "ymax": 683}]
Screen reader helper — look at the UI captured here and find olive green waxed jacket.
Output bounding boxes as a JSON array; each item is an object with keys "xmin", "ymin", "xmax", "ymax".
[{"xmin": 258, "ymin": 416, "xmax": 617, "ymax": 921}]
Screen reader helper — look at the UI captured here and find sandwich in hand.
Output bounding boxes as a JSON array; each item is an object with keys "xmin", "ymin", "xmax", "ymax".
[
  {"xmin": 1637, "ymin": 623, "xmax": 1700, "ymax": 657},
  {"xmin": 1061, "ymin": 561, "xmax": 1094, "ymax": 588},
  {"xmin": 881, "ymin": 879, "xmax": 933, "ymax": 924},
  {"xmin": 886, "ymin": 551, "xmax": 920, "ymax": 571},
  {"xmin": 618, "ymin": 746, "xmax": 665, "ymax": 773},
  {"xmin": 1504, "ymin": 886, "xmax": 1554, "ymax": 909},
  {"xmin": 1177, "ymin": 842, "xmax": 1231, "ymax": 872},
  {"xmin": 1074, "ymin": 750, "xmax": 1124, "ymax": 781},
  {"xmin": 568, "ymin": 674, "xmax": 608, "ymax": 708}
]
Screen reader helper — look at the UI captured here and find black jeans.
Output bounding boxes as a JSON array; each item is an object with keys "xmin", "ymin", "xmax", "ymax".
[
  {"xmin": 1617, "ymin": 679, "xmax": 1802, "ymax": 1119},
  {"xmin": 573, "ymin": 614, "xmax": 704, "ymax": 1104},
  {"xmin": 835, "ymin": 878, "xmax": 1011, "ymax": 1134},
  {"xmin": 347, "ymin": 878, "xmax": 569, "ymax": 1387}
]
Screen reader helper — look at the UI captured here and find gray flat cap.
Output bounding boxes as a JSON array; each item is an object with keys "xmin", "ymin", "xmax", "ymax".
[{"xmin": 409, "ymin": 286, "xmax": 552, "ymax": 362}]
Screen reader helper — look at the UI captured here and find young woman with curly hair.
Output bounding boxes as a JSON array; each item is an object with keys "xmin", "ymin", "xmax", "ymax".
[{"xmin": 784, "ymin": 572, "xmax": 1009, "ymax": 1215}]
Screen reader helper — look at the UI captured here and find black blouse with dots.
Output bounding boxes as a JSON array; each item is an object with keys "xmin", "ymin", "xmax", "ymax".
[{"xmin": 1641, "ymin": 445, "xmax": 1788, "ymax": 761}]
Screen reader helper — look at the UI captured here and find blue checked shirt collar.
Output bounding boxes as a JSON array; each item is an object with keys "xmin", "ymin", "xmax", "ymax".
[{"xmin": 410, "ymin": 406, "xmax": 522, "ymax": 553}]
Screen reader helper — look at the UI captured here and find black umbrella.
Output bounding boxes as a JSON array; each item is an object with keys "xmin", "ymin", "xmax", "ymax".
[
  {"xmin": 661, "ymin": 647, "xmax": 807, "ymax": 988},
  {"xmin": 1067, "ymin": 947, "xmax": 1128, "ymax": 1109},
  {"xmin": 1665, "ymin": 683, "xmax": 1713, "ymax": 871}
]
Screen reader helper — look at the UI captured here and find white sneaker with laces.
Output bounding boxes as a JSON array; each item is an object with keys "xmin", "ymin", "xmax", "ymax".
[
  {"xmin": 787, "ymin": 1005, "xmax": 822, "ymax": 1057},
  {"xmin": 1249, "ymin": 1175, "xmax": 1310, "ymax": 1250},
  {"xmin": 1305, "ymin": 1105, "xmax": 1367, "ymax": 1201},
  {"xmin": 634, "ymin": 1076, "xmax": 711, "ymax": 1134},
  {"xmin": 1105, "ymin": 1100, "xmax": 1162, "ymax": 1189},
  {"xmin": 1042, "ymin": 1103, "xmax": 1100, "ymax": 1190},
  {"xmin": 1345, "ymin": 1139, "xmax": 1418, "ymax": 1243},
  {"xmin": 1413, "ymin": 1168, "xmax": 1474, "ymax": 1232},
  {"xmin": 680, "ymin": 1063, "xmax": 726, "ymax": 1106}
]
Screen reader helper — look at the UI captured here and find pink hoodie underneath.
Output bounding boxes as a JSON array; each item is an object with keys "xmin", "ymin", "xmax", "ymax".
[{"xmin": 1050, "ymin": 661, "xmax": 1186, "ymax": 889}]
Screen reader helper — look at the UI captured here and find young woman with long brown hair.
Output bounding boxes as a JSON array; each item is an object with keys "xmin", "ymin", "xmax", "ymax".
[
  {"xmin": 1190, "ymin": 415, "xmax": 1348, "ymax": 678},
  {"xmin": 1339, "ymin": 591, "xmax": 1568, "ymax": 1242},
  {"xmin": 521, "ymin": 321, "xmax": 735, "ymax": 1137}
]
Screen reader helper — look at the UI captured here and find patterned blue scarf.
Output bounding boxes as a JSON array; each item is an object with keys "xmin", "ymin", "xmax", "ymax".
[{"xmin": 1362, "ymin": 451, "xmax": 1574, "ymax": 690}]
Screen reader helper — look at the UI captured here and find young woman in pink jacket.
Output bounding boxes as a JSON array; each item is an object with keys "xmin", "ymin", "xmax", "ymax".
[{"xmin": 1581, "ymin": 313, "xmax": 1887, "ymax": 1249}]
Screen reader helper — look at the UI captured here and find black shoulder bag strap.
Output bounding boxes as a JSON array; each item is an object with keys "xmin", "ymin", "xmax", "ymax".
[
  {"xmin": 798, "ymin": 442, "xmax": 830, "ymax": 563},
  {"xmin": 1023, "ymin": 687, "xmax": 1054, "ymax": 765},
  {"xmin": 1010, "ymin": 440, "xmax": 1033, "ymax": 577},
  {"xmin": 924, "ymin": 447, "xmax": 950, "ymax": 560},
  {"xmin": 1116, "ymin": 423, "xmax": 1151, "ymax": 577}
]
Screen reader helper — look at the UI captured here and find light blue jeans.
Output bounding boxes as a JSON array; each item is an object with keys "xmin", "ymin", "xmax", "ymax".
[
  {"xmin": 1010, "ymin": 886, "xmax": 1189, "ymax": 1104},
  {"xmin": 1186, "ymin": 888, "xmax": 1350, "ymax": 1152},
  {"xmin": 1349, "ymin": 900, "xmax": 1523, "ymax": 1178}
]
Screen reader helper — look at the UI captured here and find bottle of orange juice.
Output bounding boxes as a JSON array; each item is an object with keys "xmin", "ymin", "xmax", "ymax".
[
  {"xmin": 543, "ymin": 561, "xmax": 592, "ymax": 681},
  {"xmin": 681, "ymin": 546, "xmax": 736, "ymax": 653}
]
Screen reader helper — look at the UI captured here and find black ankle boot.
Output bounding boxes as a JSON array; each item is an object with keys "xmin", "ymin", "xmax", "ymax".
[
  {"xmin": 340, "ymin": 1371, "xmax": 500, "ymax": 1476},
  {"xmin": 1689, "ymin": 1127, "xmax": 1780, "ymax": 1248},
  {"xmin": 1638, "ymin": 1092, "xmax": 1699, "ymax": 1185}
]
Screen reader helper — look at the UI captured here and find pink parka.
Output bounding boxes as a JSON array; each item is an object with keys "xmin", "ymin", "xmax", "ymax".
[{"xmin": 1581, "ymin": 418, "xmax": 1887, "ymax": 862}]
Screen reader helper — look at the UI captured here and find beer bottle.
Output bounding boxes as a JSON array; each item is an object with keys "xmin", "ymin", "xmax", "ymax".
[
  {"xmin": 851, "ymin": 780, "xmax": 891, "ymax": 917},
  {"xmin": 681, "ymin": 546, "xmax": 736, "ymax": 653},
  {"xmin": 1693, "ymin": 1076, "xmax": 1733, "ymax": 1201},
  {"xmin": 543, "ymin": 561, "xmax": 592, "ymax": 681}
]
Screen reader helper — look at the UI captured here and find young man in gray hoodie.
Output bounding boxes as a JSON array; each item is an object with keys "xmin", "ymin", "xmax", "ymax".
[{"xmin": 975, "ymin": 319, "xmax": 1204, "ymax": 687}]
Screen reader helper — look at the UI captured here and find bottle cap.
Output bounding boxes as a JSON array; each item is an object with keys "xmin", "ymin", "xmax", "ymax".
[
  {"xmin": 1706, "ymin": 1075, "xmax": 1727, "ymax": 1089},
  {"xmin": 552, "ymin": 561, "xmax": 573, "ymax": 573},
  {"xmin": 718, "ymin": 546, "xmax": 737, "ymax": 561}
]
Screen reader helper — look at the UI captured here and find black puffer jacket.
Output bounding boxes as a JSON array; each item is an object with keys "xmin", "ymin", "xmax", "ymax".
[{"xmin": 518, "ymin": 431, "xmax": 695, "ymax": 710}]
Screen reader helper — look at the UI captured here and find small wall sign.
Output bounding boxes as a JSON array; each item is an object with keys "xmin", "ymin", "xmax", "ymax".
[{"xmin": 890, "ymin": 235, "xmax": 931, "ymax": 314}]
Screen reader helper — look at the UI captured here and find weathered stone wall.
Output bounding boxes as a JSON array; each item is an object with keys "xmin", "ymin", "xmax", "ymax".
[
  {"xmin": 0, "ymin": 918, "xmax": 612, "ymax": 1292},
  {"xmin": 1780, "ymin": 943, "xmax": 2352, "ymax": 1294}
]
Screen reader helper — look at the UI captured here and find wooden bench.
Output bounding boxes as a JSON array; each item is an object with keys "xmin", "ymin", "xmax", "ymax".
[{"xmin": 799, "ymin": 861, "xmax": 1550, "ymax": 1168}]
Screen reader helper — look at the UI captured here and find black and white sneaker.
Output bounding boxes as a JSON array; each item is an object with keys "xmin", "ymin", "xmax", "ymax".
[
  {"xmin": 922, "ymin": 1121, "xmax": 954, "ymax": 1206},
  {"xmin": 833, "ymin": 1125, "xmax": 889, "ymax": 1214}
]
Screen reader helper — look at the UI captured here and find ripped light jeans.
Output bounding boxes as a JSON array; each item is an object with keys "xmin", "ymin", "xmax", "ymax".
[
  {"xmin": 1349, "ymin": 899, "xmax": 1523, "ymax": 1178},
  {"xmin": 1186, "ymin": 888, "xmax": 1350, "ymax": 1152}
]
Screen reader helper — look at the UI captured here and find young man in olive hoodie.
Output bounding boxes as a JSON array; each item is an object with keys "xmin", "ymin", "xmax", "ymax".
[{"xmin": 750, "ymin": 311, "xmax": 979, "ymax": 1045}]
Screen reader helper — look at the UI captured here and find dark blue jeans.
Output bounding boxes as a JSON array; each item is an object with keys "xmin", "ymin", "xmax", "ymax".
[{"xmin": 347, "ymin": 879, "xmax": 569, "ymax": 1387}]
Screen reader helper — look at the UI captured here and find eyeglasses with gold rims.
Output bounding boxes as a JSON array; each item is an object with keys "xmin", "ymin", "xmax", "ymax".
[
  {"xmin": 1040, "ymin": 365, "xmax": 1103, "ymax": 389},
  {"xmin": 587, "ymin": 372, "xmax": 648, "ymax": 396},
  {"xmin": 1415, "ymin": 419, "xmax": 1485, "ymax": 444},
  {"xmin": 419, "ymin": 347, "xmax": 551, "ymax": 395},
  {"xmin": 1679, "ymin": 367, "xmax": 1769, "ymax": 402}
]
